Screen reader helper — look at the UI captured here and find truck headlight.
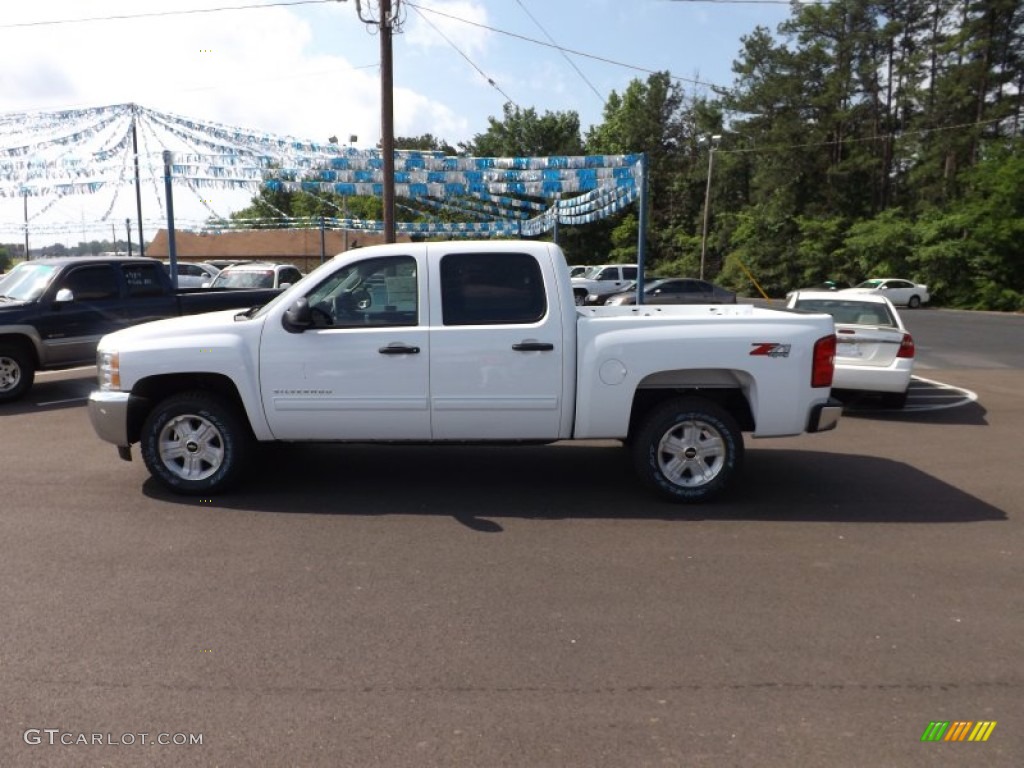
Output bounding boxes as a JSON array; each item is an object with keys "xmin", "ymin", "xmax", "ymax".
[{"xmin": 98, "ymin": 350, "xmax": 120, "ymax": 390}]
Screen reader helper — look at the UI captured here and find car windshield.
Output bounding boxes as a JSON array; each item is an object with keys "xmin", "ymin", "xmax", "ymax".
[
  {"xmin": 0, "ymin": 263, "xmax": 57, "ymax": 301},
  {"xmin": 581, "ymin": 266, "xmax": 604, "ymax": 279},
  {"xmin": 855, "ymin": 279, "xmax": 885, "ymax": 289},
  {"xmin": 212, "ymin": 269, "xmax": 274, "ymax": 289},
  {"xmin": 795, "ymin": 299, "xmax": 896, "ymax": 327}
]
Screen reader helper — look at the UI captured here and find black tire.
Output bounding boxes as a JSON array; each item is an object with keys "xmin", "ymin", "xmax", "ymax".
[
  {"xmin": 140, "ymin": 391, "xmax": 252, "ymax": 495},
  {"xmin": 0, "ymin": 343, "xmax": 35, "ymax": 403},
  {"xmin": 907, "ymin": 295, "xmax": 921, "ymax": 309},
  {"xmin": 880, "ymin": 389, "xmax": 908, "ymax": 409},
  {"xmin": 631, "ymin": 397, "xmax": 744, "ymax": 502}
]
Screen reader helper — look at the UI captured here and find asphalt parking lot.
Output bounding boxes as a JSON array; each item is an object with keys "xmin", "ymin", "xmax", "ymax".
[{"xmin": 2, "ymin": 309, "xmax": 1021, "ymax": 767}]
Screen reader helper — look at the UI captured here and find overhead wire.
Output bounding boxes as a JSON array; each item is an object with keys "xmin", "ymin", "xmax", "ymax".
[
  {"xmin": 512, "ymin": 0, "xmax": 605, "ymax": 106},
  {"xmin": 405, "ymin": 3, "xmax": 519, "ymax": 107},
  {"xmin": 0, "ymin": 0, "xmax": 338, "ymax": 29},
  {"xmin": 404, "ymin": 2, "xmax": 724, "ymax": 90}
]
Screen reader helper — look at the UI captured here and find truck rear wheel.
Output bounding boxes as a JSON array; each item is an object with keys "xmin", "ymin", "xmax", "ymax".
[
  {"xmin": 141, "ymin": 391, "xmax": 252, "ymax": 495},
  {"xmin": 632, "ymin": 397, "xmax": 743, "ymax": 502},
  {"xmin": 0, "ymin": 344, "xmax": 35, "ymax": 403}
]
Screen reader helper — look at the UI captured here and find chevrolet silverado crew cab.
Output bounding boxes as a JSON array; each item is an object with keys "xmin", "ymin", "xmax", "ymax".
[
  {"xmin": 0, "ymin": 256, "xmax": 281, "ymax": 403},
  {"xmin": 88, "ymin": 241, "xmax": 841, "ymax": 502}
]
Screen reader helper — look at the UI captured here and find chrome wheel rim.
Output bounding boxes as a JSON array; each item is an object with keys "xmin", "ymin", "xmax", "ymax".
[
  {"xmin": 157, "ymin": 413, "xmax": 225, "ymax": 481},
  {"xmin": 0, "ymin": 356, "xmax": 21, "ymax": 393},
  {"xmin": 655, "ymin": 419, "xmax": 726, "ymax": 488}
]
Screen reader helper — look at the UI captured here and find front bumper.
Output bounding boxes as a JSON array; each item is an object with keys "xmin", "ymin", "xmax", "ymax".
[
  {"xmin": 807, "ymin": 397, "xmax": 843, "ymax": 433},
  {"xmin": 88, "ymin": 390, "xmax": 133, "ymax": 451}
]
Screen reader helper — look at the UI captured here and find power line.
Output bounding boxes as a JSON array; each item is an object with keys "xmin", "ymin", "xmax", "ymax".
[
  {"xmin": 717, "ymin": 116, "xmax": 1010, "ymax": 155},
  {"xmin": 404, "ymin": 2, "xmax": 725, "ymax": 91},
  {"xmin": 406, "ymin": 3, "xmax": 518, "ymax": 107},
  {"xmin": 513, "ymin": 0, "xmax": 605, "ymax": 106},
  {"xmin": 0, "ymin": 0, "xmax": 336, "ymax": 30}
]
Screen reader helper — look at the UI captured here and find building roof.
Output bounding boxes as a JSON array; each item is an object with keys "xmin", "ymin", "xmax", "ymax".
[{"xmin": 145, "ymin": 229, "xmax": 408, "ymax": 261}]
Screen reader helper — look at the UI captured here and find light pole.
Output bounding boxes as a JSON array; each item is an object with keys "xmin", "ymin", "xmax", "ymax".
[{"xmin": 698, "ymin": 134, "xmax": 721, "ymax": 281}]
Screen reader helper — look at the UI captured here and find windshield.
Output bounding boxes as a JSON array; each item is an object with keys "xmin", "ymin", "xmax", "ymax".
[
  {"xmin": 0, "ymin": 263, "xmax": 57, "ymax": 301},
  {"xmin": 211, "ymin": 269, "xmax": 274, "ymax": 289},
  {"xmin": 855, "ymin": 279, "xmax": 884, "ymax": 289}
]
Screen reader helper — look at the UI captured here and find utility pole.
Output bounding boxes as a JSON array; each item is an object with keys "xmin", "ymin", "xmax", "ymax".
[
  {"xmin": 131, "ymin": 104, "xmax": 146, "ymax": 257},
  {"xmin": 354, "ymin": 0, "xmax": 400, "ymax": 243},
  {"xmin": 23, "ymin": 189, "xmax": 30, "ymax": 261},
  {"xmin": 162, "ymin": 151, "xmax": 178, "ymax": 286},
  {"xmin": 698, "ymin": 135, "xmax": 721, "ymax": 281}
]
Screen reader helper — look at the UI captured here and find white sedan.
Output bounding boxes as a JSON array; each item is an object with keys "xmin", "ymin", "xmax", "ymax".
[
  {"xmin": 787, "ymin": 291, "xmax": 915, "ymax": 408},
  {"xmin": 840, "ymin": 278, "xmax": 930, "ymax": 308}
]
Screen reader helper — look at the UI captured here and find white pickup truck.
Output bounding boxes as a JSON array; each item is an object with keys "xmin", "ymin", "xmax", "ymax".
[
  {"xmin": 87, "ymin": 240, "xmax": 841, "ymax": 502},
  {"xmin": 570, "ymin": 263, "xmax": 639, "ymax": 305}
]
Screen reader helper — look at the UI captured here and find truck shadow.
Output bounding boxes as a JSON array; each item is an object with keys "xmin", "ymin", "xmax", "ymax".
[{"xmin": 142, "ymin": 441, "xmax": 1006, "ymax": 528}]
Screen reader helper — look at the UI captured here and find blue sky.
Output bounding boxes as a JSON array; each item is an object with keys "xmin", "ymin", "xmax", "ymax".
[{"xmin": 0, "ymin": 0, "xmax": 797, "ymax": 241}]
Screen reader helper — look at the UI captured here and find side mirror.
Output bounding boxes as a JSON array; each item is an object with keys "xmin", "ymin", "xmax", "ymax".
[
  {"xmin": 282, "ymin": 297, "xmax": 312, "ymax": 334},
  {"xmin": 279, "ymin": 282, "xmax": 293, "ymax": 290},
  {"xmin": 55, "ymin": 288, "xmax": 74, "ymax": 303}
]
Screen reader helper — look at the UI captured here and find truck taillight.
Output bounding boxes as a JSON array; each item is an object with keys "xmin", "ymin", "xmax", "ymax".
[
  {"xmin": 812, "ymin": 335, "xmax": 835, "ymax": 388},
  {"xmin": 897, "ymin": 333, "xmax": 915, "ymax": 358}
]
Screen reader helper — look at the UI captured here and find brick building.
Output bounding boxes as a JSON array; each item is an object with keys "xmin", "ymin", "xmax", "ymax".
[{"xmin": 145, "ymin": 228, "xmax": 410, "ymax": 273}]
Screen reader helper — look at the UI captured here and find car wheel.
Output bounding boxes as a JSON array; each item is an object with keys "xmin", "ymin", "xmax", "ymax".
[
  {"xmin": 0, "ymin": 344, "xmax": 35, "ymax": 403},
  {"xmin": 880, "ymin": 389, "xmax": 908, "ymax": 409},
  {"xmin": 141, "ymin": 391, "xmax": 252, "ymax": 495},
  {"xmin": 907, "ymin": 295, "xmax": 921, "ymax": 308},
  {"xmin": 631, "ymin": 397, "xmax": 744, "ymax": 502}
]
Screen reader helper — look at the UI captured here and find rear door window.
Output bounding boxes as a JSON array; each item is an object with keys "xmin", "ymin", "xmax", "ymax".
[{"xmin": 440, "ymin": 252, "xmax": 546, "ymax": 326}]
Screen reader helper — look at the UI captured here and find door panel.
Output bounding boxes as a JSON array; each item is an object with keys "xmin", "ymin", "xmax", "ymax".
[
  {"xmin": 35, "ymin": 265, "xmax": 122, "ymax": 365},
  {"xmin": 428, "ymin": 250, "xmax": 564, "ymax": 440},
  {"xmin": 259, "ymin": 254, "xmax": 430, "ymax": 440}
]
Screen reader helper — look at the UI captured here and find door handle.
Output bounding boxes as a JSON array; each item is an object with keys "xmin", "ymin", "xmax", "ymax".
[
  {"xmin": 512, "ymin": 342, "xmax": 554, "ymax": 352},
  {"xmin": 378, "ymin": 344, "xmax": 420, "ymax": 354}
]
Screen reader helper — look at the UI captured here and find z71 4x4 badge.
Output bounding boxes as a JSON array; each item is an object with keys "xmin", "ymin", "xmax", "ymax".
[{"xmin": 749, "ymin": 342, "xmax": 792, "ymax": 358}]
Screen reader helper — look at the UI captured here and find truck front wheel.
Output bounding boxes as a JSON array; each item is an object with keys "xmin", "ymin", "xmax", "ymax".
[
  {"xmin": 632, "ymin": 397, "xmax": 744, "ymax": 502},
  {"xmin": 141, "ymin": 392, "xmax": 252, "ymax": 495},
  {"xmin": 0, "ymin": 344, "xmax": 35, "ymax": 403}
]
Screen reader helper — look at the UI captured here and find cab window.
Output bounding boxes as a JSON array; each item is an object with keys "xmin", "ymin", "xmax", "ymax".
[
  {"xmin": 122, "ymin": 263, "xmax": 165, "ymax": 297},
  {"xmin": 305, "ymin": 256, "xmax": 417, "ymax": 327},
  {"xmin": 441, "ymin": 252, "xmax": 546, "ymax": 326},
  {"xmin": 62, "ymin": 266, "xmax": 118, "ymax": 300}
]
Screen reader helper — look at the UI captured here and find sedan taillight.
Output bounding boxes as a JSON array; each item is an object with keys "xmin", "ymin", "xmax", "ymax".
[
  {"xmin": 897, "ymin": 333, "xmax": 915, "ymax": 358},
  {"xmin": 812, "ymin": 335, "xmax": 836, "ymax": 388}
]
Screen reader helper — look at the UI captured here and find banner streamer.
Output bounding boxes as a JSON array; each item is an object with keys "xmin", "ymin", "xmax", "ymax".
[{"xmin": 1, "ymin": 103, "xmax": 642, "ymax": 238}]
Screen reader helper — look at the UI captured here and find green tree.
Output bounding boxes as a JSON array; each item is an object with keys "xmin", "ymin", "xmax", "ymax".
[{"xmin": 462, "ymin": 103, "xmax": 584, "ymax": 156}]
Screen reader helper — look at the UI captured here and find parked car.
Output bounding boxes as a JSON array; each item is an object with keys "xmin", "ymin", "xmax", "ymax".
[
  {"xmin": 604, "ymin": 278, "xmax": 737, "ymax": 306},
  {"xmin": 162, "ymin": 261, "xmax": 220, "ymax": 289},
  {"xmin": 570, "ymin": 264, "xmax": 639, "ymax": 305},
  {"xmin": 787, "ymin": 291, "xmax": 915, "ymax": 408},
  {"xmin": 785, "ymin": 280, "xmax": 850, "ymax": 299},
  {"xmin": 840, "ymin": 278, "xmax": 930, "ymax": 308},
  {"xmin": 207, "ymin": 262, "xmax": 303, "ymax": 290},
  {"xmin": 0, "ymin": 256, "xmax": 281, "ymax": 402}
]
